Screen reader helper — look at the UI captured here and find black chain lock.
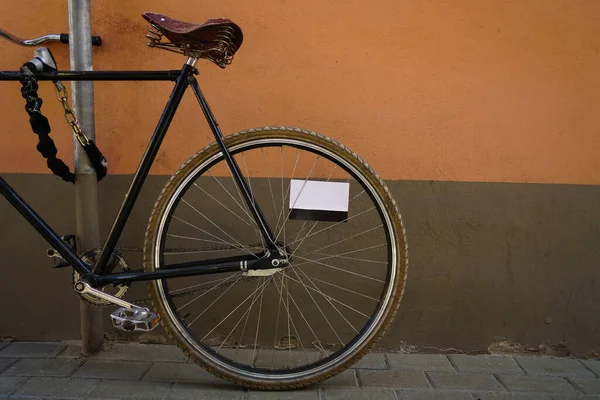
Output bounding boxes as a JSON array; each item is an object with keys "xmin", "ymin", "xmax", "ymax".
[{"xmin": 19, "ymin": 48, "xmax": 107, "ymax": 183}]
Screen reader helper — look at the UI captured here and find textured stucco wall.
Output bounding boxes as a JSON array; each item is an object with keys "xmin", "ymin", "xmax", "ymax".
[
  {"xmin": 0, "ymin": 1, "xmax": 599, "ymax": 183},
  {"xmin": 0, "ymin": 1, "xmax": 599, "ymax": 355}
]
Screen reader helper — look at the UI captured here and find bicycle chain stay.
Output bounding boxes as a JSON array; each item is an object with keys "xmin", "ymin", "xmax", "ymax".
[{"xmin": 85, "ymin": 242, "xmax": 265, "ymax": 306}]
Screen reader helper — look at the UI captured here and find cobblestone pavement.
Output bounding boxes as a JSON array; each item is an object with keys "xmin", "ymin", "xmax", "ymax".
[{"xmin": 0, "ymin": 341, "xmax": 598, "ymax": 399}]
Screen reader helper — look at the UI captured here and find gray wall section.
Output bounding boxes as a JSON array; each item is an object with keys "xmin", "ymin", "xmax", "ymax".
[{"xmin": 1, "ymin": 174, "xmax": 599, "ymax": 356}]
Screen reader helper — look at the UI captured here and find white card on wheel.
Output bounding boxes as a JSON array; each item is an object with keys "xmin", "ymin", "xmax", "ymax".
[{"xmin": 289, "ymin": 179, "xmax": 349, "ymax": 222}]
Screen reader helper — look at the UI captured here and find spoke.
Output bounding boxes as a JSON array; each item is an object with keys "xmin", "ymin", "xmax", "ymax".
[
  {"xmin": 202, "ymin": 275, "xmax": 274, "ymax": 343},
  {"xmin": 291, "ymin": 254, "xmax": 385, "ymax": 283},
  {"xmin": 216, "ymin": 294, "xmax": 257, "ymax": 354},
  {"xmin": 274, "ymin": 149, "xmax": 300, "ymax": 235},
  {"xmin": 171, "ymin": 275, "xmax": 240, "ymax": 295},
  {"xmin": 276, "ymin": 146, "xmax": 285, "ymax": 239},
  {"xmin": 272, "ymin": 272, "xmax": 310, "ymax": 363},
  {"xmin": 285, "ymin": 206, "xmax": 376, "ymax": 247},
  {"xmin": 167, "ymin": 233, "xmax": 234, "ymax": 246},
  {"xmin": 313, "ymin": 254, "xmax": 387, "ymax": 265},
  {"xmin": 178, "ymin": 272, "xmax": 242, "ymax": 311},
  {"xmin": 181, "ymin": 200, "xmax": 259, "ymax": 259},
  {"xmin": 171, "ymin": 217, "xmax": 257, "ymax": 257},
  {"xmin": 294, "ymin": 243, "xmax": 387, "ymax": 267},
  {"xmin": 283, "ymin": 270, "xmax": 371, "ymax": 319},
  {"xmin": 236, "ymin": 277, "xmax": 262, "ymax": 349},
  {"xmin": 187, "ymin": 274, "xmax": 244, "ymax": 328},
  {"xmin": 287, "ymin": 162, "xmax": 339, "ymax": 258},
  {"xmin": 253, "ymin": 276, "xmax": 267, "ymax": 365},
  {"xmin": 289, "ymin": 221, "xmax": 319, "ymax": 259},
  {"xmin": 290, "ymin": 221, "xmax": 309, "ymax": 245},
  {"xmin": 193, "ymin": 183, "xmax": 255, "ymax": 230},
  {"xmin": 261, "ymin": 148, "xmax": 279, "ymax": 224},
  {"xmin": 275, "ymin": 155, "xmax": 321, "ymax": 241},
  {"xmin": 240, "ymin": 152, "xmax": 256, "ymax": 206},
  {"xmin": 310, "ymin": 225, "xmax": 383, "ymax": 253},
  {"xmin": 300, "ymin": 276, "xmax": 379, "ymax": 302},
  {"xmin": 271, "ymin": 267, "xmax": 285, "ymax": 367},
  {"xmin": 293, "ymin": 265, "xmax": 360, "ymax": 333},
  {"xmin": 275, "ymin": 271, "xmax": 325, "ymax": 352},
  {"xmin": 207, "ymin": 171, "xmax": 260, "ymax": 227},
  {"xmin": 284, "ymin": 272, "xmax": 292, "ymax": 362},
  {"xmin": 208, "ymin": 170, "xmax": 265, "ymax": 249},
  {"xmin": 290, "ymin": 268, "xmax": 344, "ymax": 345},
  {"xmin": 350, "ymin": 190, "xmax": 365, "ymax": 202}
]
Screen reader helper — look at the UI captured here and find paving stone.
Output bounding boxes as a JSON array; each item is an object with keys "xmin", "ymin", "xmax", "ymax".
[
  {"xmin": 89, "ymin": 379, "xmax": 172, "ymax": 399},
  {"xmin": 94, "ymin": 343, "xmax": 188, "ymax": 363},
  {"xmin": 0, "ymin": 359, "xmax": 16, "ymax": 374},
  {"xmin": 56, "ymin": 342, "xmax": 85, "ymax": 359},
  {"xmin": 450, "ymin": 355, "xmax": 523, "ymax": 374},
  {"xmin": 254, "ymin": 349, "xmax": 320, "ymax": 369},
  {"xmin": 359, "ymin": 370, "xmax": 430, "ymax": 389},
  {"xmin": 0, "ymin": 397, "xmax": 40, "ymax": 400},
  {"xmin": 143, "ymin": 362, "xmax": 215, "ymax": 384},
  {"xmin": 396, "ymin": 390, "xmax": 471, "ymax": 399},
  {"xmin": 3, "ymin": 358, "xmax": 82, "ymax": 377},
  {"xmin": 12, "ymin": 377, "xmax": 99, "ymax": 398},
  {"xmin": 514, "ymin": 357, "xmax": 593, "ymax": 377},
  {"xmin": 545, "ymin": 394, "xmax": 587, "ymax": 400},
  {"xmin": 0, "ymin": 377, "xmax": 27, "ymax": 396},
  {"xmin": 387, "ymin": 353, "xmax": 454, "ymax": 372},
  {"xmin": 0, "ymin": 342, "xmax": 67, "ymax": 358},
  {"xmin": 470, "ymin": 393, "xmax": 548, "ymax": 399},
  {"xmin": 167, "ymin": 383, "xmax": 244, "ymax": 400},
  {"xmin": 73, "ymin": 359, "xmax": 152, "ymax": 380},
  {"xmin": 497, "ymin": 375, "xmax": 579, "ymax": 394},
  {"xmin": 351, "ymin": 353, "xmax": 387, "ymax": 370},
  {"xmin": 581, "ymin": 360, "xmax": 600, "ymax": 377},
  {"xmin": 324, "ymin": 388, "xmax": 396, "ymax": 400},
  {"xmin": 569, "ymin": 377, "xmax": 600, "ymax": 395},
  {"xmin": 427, "ymin": 372, "xmax": 503, "ymax": 391},
  {"xmin": 316, "ymin": 370, "xmax": 357, "ymax": 388},
  {"xmin": 246, "ymin": 389, "xmax": 320, "ymax": 400}
]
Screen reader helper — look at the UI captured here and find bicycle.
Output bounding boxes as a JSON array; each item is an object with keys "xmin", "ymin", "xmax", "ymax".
[{"xmin": 0, "ymin": 12, "xmax": 408, "ymax": 389}]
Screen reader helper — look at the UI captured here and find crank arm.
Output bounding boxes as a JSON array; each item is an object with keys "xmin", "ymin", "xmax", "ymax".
[{"xmin": 74, "ymin": 281, "xmax": 144, "ymax": 311}]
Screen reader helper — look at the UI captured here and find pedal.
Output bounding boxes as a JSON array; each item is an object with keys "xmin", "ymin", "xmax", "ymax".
[
  {"xmin": 110, "ymin": 308, "xmax": 159, "ymax": 332},
  {"xmin": 74, "ymin": 281, "xmax": 159, "ymax": 332}
]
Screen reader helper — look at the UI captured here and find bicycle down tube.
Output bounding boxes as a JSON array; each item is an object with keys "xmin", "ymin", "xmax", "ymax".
[{"xmin": 0, "ymin": 59, "xmax": 278, "ymax": 285}]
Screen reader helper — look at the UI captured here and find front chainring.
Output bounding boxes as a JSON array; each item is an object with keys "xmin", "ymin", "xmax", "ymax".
[{"xmin": 73, "ymin": 249, "xmax": 130, "ymax": 306}]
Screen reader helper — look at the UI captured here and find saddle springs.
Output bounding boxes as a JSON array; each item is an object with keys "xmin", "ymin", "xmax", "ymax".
[{"xmin": 145, "ymin": 22, "xmax": 238, "ymax": 68}]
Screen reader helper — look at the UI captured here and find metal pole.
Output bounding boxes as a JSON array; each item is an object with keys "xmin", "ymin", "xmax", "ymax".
[{"xmin": 68, "ymin": 0, "xmax": 104, "ymax": 355}]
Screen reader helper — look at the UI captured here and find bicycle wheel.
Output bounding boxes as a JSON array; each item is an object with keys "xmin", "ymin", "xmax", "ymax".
[{"xmin": 143, "ymin": 126, "xmax": 408, "ymax": 389}]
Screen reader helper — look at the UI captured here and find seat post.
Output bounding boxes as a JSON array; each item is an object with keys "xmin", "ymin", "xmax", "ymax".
[{"xmin": 186, "ymin": 57, "xmax": 198, "ymax": 67}]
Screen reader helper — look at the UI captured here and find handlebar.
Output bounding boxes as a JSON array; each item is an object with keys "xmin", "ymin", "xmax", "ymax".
[{"xmin": 0, "ymin": 28, "xmax": 102, "ymax": 47}]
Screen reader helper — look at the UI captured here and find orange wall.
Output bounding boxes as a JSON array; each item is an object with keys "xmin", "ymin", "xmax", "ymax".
[{"xmin": 1, "ymin": 0, "xmax": 600, "ymax": 184}]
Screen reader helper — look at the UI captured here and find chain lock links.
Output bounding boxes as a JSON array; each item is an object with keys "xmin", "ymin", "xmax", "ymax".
[{"xmin": 54, "ymin": 82, "xmax": 90, "ymax": 147}]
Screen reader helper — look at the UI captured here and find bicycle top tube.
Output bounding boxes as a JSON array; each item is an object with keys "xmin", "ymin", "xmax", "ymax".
[{"xmin": 0, "ymin": 70, "xmax": 184, "ymax": 82}]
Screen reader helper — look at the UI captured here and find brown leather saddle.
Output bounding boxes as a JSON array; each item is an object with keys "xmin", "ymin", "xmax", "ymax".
[{"xmin": 142, "ymin": 12, "xmax": 243, "ymax": 67}]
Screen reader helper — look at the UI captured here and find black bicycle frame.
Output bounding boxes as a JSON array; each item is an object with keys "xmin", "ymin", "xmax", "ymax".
[{"xmin": 0, "ymin": 63, "xmax": 279, "ymax": 287}]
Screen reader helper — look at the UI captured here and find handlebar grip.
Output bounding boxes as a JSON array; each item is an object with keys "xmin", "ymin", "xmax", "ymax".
[{"xmin": 59, "ymin": 33, "xmax": 103, "ymax": 47}]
